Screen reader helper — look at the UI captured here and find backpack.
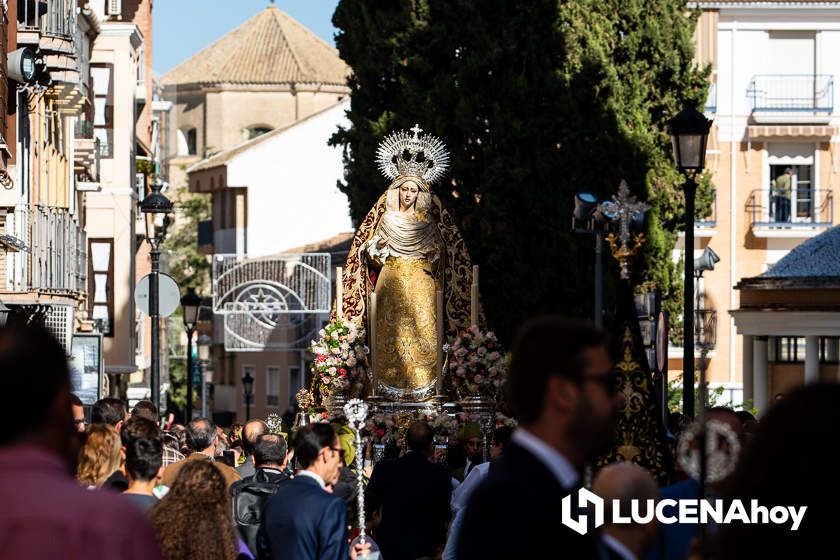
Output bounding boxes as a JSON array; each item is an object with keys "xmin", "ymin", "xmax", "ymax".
[{"xmin": 231, "ymin": 469, "xmax": 288, "ymax": 557}]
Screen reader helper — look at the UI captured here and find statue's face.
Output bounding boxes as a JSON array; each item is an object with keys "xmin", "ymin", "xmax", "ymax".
[{"xmin": 400, "ymin": 181, "xmax": 420, "ymax": 209}]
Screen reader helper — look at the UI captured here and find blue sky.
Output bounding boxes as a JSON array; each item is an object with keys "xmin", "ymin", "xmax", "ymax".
[{"xmin": 153, "ymin": 0, "xmax": 340, "ymax": 76}]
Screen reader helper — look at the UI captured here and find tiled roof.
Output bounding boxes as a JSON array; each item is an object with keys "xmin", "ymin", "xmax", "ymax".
[
  {"xmin": 161, "ymin": 7, "xmax": 349, "ymax": 87},
  {"xmin": 761, "ymin": 225, "xmax": 840, "ymax": 278}
]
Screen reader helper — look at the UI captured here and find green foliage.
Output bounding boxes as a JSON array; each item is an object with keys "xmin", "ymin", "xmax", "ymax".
[
  {"xmin": 331, "ymin": 0, "xmax": 709, "ymax": 342},
  {"xmin": 666, "ymin": 375, "xmax": 756, "ymax": 416},
  {"xmin": 162, "ymin": 176, "xmax": 211, "ymax": 293}
]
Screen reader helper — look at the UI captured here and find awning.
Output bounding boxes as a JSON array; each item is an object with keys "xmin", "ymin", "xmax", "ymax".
[{"xmin": 748, "ymin": 125, "xmax": 838, "ymax": 139}]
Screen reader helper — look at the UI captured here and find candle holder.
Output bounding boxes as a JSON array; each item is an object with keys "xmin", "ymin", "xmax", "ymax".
[{"xmin": 344, "ymin": 399, "xmax": 381, "ymax": 559}]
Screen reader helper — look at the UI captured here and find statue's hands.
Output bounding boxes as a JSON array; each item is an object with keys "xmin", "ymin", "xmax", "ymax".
[{"xmin": 376, "ymin": 237, "xmax": 387, "ymax": 250}]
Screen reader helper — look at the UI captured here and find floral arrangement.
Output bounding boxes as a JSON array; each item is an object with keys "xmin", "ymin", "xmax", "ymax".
[
  {"xmin": 447, "ymin": 325, "xmax": 507, "ymax": 397},
  {"xmin": 308, "ymin": 319, "xmax": 370, "ymax": 399},
  {"xmin": 495, "ymin": 411, "xmax": 518, "ymax": 429},
  {"xmin": 363, "ymin": 413, "xmax": 398, "ymax": 446}
]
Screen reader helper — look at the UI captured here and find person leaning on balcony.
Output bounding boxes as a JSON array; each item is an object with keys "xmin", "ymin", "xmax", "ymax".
[{"xmin": 771, "ymin": 168, "xmax": 793, "ymax": 223}]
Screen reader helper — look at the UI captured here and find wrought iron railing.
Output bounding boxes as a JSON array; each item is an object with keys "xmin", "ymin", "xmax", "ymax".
[
  {"xmin": 4, "ymin": 205, "xmax": 87, "ymax": 295},
  {"xmin": 74, "ymin": 120, "xmax": 94, "ymax": 139},
  {"xmin": 694, "ymin": 309, "xmax": 717, "ymax": 350},
  {"xmin": 17, "ymin": 0, "xmax": 77, "ymax": 39},
  {"xmin": 747, "ymin": 189, "xmax": 833, "ymax": 228},
  {"xmin": 748, "ymin": 75, "xmax": 834, "ymax": 113}
]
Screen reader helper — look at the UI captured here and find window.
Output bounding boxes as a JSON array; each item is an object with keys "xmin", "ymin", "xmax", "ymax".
[
  {"xmin": 176, "ymin": 127, "xmax": 197, "ymax": 156},
  {"xmin": 244, "ymin": 126, "xmax": 272, "ymax": 141},
  {"xmin": 767, "ymin": 143, "xmax": 816, "ymax": 224},
  {"xmin": 266, "ymin": 367, "xmax": 281, "ymax": 406},
  {"xmin": 88, "ymin": 239, "xmax": 114, "ymax": 336},
  {"xmin": 242, "ymin": 365, "xmax": 256, "ymax": 405},
  {"xmin": 288, "ymin": 366, "xmax": 303, "ymax": 407},
  {"xmin": 772, "ymin": 337, "xmax": 840, "ymax": 363},
  {"xmin": 90, "ymin": 64, "xmax": 114, "ymax": 158},
  {"xmin": 136, "ymin": 46, "xmax": 145, "ymax": 87}
]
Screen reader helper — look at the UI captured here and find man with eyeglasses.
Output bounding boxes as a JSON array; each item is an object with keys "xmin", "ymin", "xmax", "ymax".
[
  {"xmin": 458, "ymin": 317, "xmax": 624, "ymax": 560},
  {"xmin": 260, "ymin": 423, "xmax": 369, "ymax": 560}
]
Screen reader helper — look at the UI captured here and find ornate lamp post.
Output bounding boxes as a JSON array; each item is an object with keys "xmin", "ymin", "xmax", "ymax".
[
  {"xmin": 140, "ymin": 182, "xmax": 173, "ymax": 412},
  {"xmin": 572, "ymin": 192, "xmax": 608, "ymax": 328},
  {"xmin": 242, "ymin": 370, "xmax": 255, "ymax": 421},
  {"xmin": 669, "ymin": 106, "xmax": 712, "ymax": 421},
  {"xmin": 180, "ymin": 289, "xmax": 201, "ymax": 422},
  {"xmin": 197, "ymin": 333, "xmax": 212, "ymax": 418}
]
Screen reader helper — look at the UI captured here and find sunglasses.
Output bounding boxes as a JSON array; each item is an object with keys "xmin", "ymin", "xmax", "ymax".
[
  {"xmin": 328, "ymin": 447, "xmax": 346, "ymax": 459},
  {"xmin": 582, "ymin": 373, "xmax": 621, "ymax": 397}
]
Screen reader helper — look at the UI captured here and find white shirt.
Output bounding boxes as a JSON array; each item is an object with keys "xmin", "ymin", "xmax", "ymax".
[
  {"xmin": 601, "ymin": 533, "xmax": 637, "ymax": 560},
  {"xmin": 451, "ymin": 461, "xmax": 491, "ymax": 511},
  {"xmin": 511, "ymin": 428, "xmax": 579, "ymax": 489},
  {"xmin": 296, "ymin": 469, "xmax": 326, "ymax": 490}
]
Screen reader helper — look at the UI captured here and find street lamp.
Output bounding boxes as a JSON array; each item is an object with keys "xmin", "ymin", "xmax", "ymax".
[
  {"xmin": 572, "ymin": 192, "xmax": 608, "ymax": 328},
  {"xmin": 180, "ymin": 288, "xmax": 201, "ymax": 422},
  {"xmin": 242, "ymin": 370, "xmax": 255, "ymax": 421},
  {"xmin": 669, "ymin": 106, "xmax": 712, "ymax": 421},
  {"xmin": 197, "ymin": 333, "xmax": 212, "ymax": 417},
  {"xmin": 140, "ymin": 181, "xmax": 173, "ymax": 413}
]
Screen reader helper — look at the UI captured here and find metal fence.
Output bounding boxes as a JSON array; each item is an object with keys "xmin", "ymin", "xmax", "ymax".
[
  {"xmin": 748, "ymin": 75, "xmax": 834, "ymax": 113},
  {"xmin": 5, "ymin": 205, "xmax": 87, "ymax": 294},
  {"xmin": 17, "ymin": 0, "xmax": 77, "ymax": 39},
  {"xmin": 748, "ymin": 189, "xmax": 833, "ymax": 228}
]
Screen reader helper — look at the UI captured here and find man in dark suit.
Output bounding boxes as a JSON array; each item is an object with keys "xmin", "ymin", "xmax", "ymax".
[
  {"xmin": 367, "ymin": 421, "xmax": 452, "ymax": 560},
  {"xmin": 457, "ymin": 317, "xmax": 624, "ymax": 560},
  {"xmin": 260, "ymin": 423, "xmax": 360, "ymax": 560}
]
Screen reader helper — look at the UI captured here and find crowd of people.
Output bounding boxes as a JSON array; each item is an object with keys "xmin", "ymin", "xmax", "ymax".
[{"xmin": 0, "ymin": 318, "xmax": 835, "ymax": 560}]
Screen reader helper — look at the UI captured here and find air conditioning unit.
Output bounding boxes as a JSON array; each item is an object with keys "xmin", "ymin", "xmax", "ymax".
[{"xmin": 106, "ymin": 0, "xmax": 122, "ymax": 17}]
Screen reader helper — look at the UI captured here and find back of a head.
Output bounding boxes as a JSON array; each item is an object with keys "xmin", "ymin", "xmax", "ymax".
[
  {"xmin": 406, "ymin": 421, "xmax": 434, "ymax": 454},
  {"xmin": 712, "ymin": 383, "xmax": 840, "ymax": 558},
  {"xmin": 493, "ymin": 426, "xmax": 515, "ymax": 449},
  {"xmin": 123, "ymin": 417, "xmax": 163, "ymax": 482},
  {"xmin": 507, "ymin": 316, "xmax": 606, "ymax": 424},
  {"xmin": 294, "ymin": 423, "xmax": 336, "ymax": 469},
  {"xmin": 186, "ymin": 418, "xmax": 217, "ymax": 452},
  {"xmin": 150, "ymin": 460, "xmax": 236, "ymax": 559},
  {"xmin": 242, "ymin": 419, "xmax": 267, "ymax": 456},
  {"xmin": 131, "ymin": 400, "xmax": 158, "ymax": 422},
  {"xmin": 0, "ymin": 323, "xmax": 70, "ymax": 446},
  {"xmin": 254, "ymin": 434, "xmax": 287, "ymax": 467},
  {"xmin": 594, "ymin": 462, "xmax": 659, "ymax": 527},
  {"xmin": 77, "ymin": 423, "xmax": 122, "ymax": 487},
  {"xmin": 92, "ymin": 397, "xmax": 127, "ymax": 427}
]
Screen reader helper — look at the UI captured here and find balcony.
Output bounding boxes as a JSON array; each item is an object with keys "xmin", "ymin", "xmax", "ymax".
[
  {"xmin": 748, "ymin": 188, "xmax": 833, "ymax": 238},
  {"xmin": 17, "ymin": 0, "xmax": 86, "ymax": 114},
  {"xmin": 3, "ymin": 204, "xmax": 87, "ymax": 296},
  {"xmin": 748, "ymin": 75, "xmax": 834, "ymax": 123}
]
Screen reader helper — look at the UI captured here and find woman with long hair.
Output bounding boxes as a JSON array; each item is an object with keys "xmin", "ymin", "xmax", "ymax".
[
  {"xmin": 76, "ymin": 423, "xmax": 122, "ymax": 488},
  {"xmin": 149, "ymin": 459, "xmax": 247, "ymax": 560}
]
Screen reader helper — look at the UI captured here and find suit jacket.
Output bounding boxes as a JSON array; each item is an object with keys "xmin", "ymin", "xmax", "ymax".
[
  {"xmin": 456, "ymin": 441, "xmax": 602, "ymax": 560},
  {"xmin": 367, "ymin": 451, "xmax": 452, "ymax": 560},
  {"xmin": 261, "ymin": 475, "xmax": 348, "ymax": 560},
  {"xmin": 160, "ymin": 452, "xmax": 241, "ymax": 489}
]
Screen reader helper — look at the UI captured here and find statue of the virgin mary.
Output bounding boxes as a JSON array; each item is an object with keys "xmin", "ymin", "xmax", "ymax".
[{"xmin": 335, "ymin": 126, "xmax": 478, "ymax": 402}]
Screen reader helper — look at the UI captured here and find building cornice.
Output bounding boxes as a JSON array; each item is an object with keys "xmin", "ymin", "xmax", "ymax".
[
  {"xmin": 98, "ymin": 22, "xmax": 143, "ymax": 50},
  {"xmin": 696, "ymin": 2, "xmax": 840, "ymax": 8}
]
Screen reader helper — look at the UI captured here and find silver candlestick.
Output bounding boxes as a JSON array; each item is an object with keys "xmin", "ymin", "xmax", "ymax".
[{"xmin": 343, "ymin": 399, "xmax": 379, "ymax": 558}]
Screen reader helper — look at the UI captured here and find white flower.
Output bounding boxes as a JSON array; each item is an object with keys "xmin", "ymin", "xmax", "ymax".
[
  {"xmin": 488, "ymin": 351, "xmax": 500, "ymax": 361},
  {"xmin": 347, "ymin": 357, "xmax": 357, "ymax": 367},
  {"xmin": 319, "ymin": 329, "xmax": 326, "ymax": 337},
  {"xmin": 477, "ymin": 346, "xmax": 487, "ymax": 356},
  {"xmin": 331, "ymin": 347, "xmax": 341, "ymax": 355},
  {"xmin": 328, "ymin": 367, "xmax": 337, "ymax": 375}
]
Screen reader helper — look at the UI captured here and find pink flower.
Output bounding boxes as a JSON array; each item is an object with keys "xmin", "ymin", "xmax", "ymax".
[
  {"xmin": 477, "ymin": 347, "xmax": 487, "ymax": 356},
  {"xmin": 456, "ymin": 366, "xmax": 467, "ymax": 377},
  {"xmin": 347, "ymin": 357, "xmax": 357, "ymax": 367}
]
